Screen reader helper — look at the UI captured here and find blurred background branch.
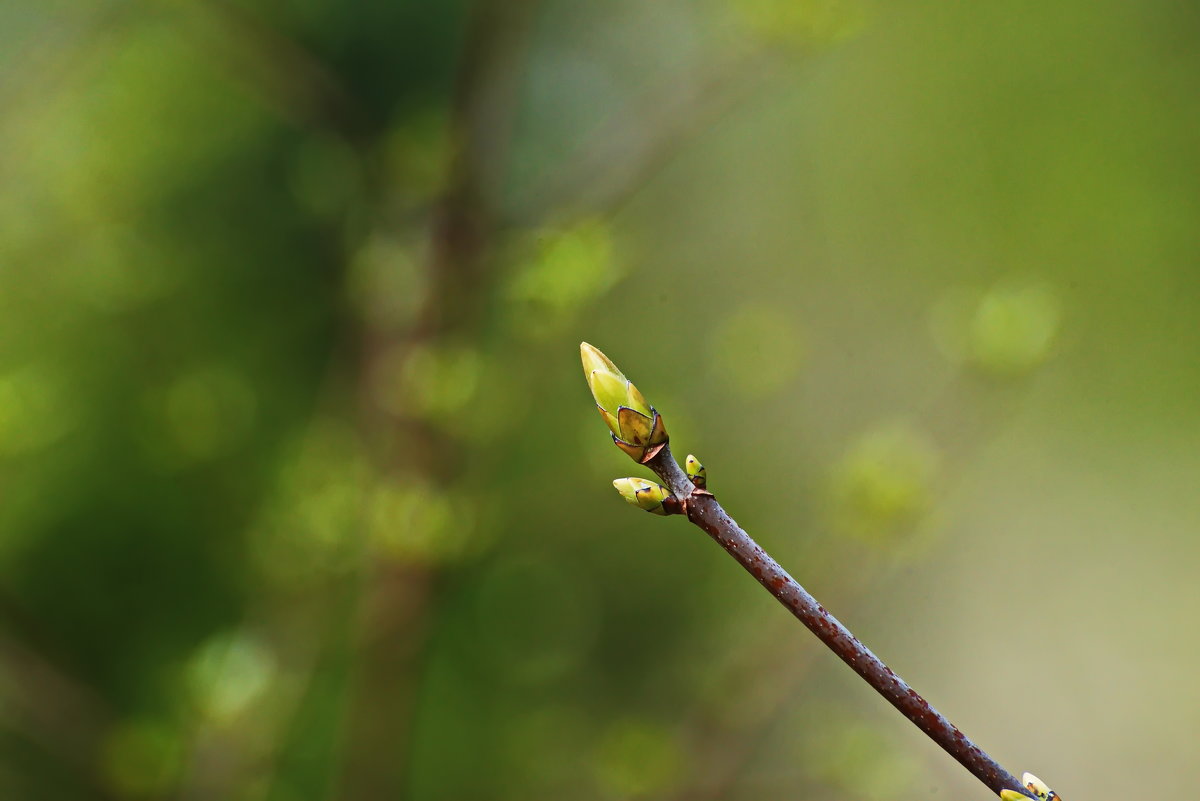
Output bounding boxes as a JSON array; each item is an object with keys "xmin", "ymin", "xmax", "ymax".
[
  {"xmin": 338, "ymin": 2, "xmax": 539, "ymax": 797},
  {"xmin": 508, "ymin": 49, "xmax": 778, "ymax": 224}
]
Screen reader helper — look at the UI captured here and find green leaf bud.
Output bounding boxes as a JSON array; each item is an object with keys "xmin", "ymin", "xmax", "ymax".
[
  {"xmin": 581, "ymin": 342, "xmax": 668, "ymax": 463},
  {"xmin": 587, "ymin": 370, "xmax": 630, "ymax": 422},
  {"xmin": 685, "ymin": 454, "xmax": 706, "ymax": 488},
  {"xmin": 612, "ymin": 478, "xmax": 674, "ymax": 515}
]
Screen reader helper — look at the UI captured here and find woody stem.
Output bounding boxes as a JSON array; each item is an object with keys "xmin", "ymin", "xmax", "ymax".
[{"xmin": 642, "ymin": 444, "xmax": 1034, "ymax": 799}]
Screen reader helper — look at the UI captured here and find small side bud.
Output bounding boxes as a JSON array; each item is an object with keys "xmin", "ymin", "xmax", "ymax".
[
  {"xmin": 1000, "ymin": 791, "xmax": 1027, "ymax": 801},
  {"xmin": 612, "ymin": 478, "xmax": 674, "ymax": 516},
  {"xmin": 685, "ymin": 455, "xmax": 706, "ymax": 488},
  {"xmin": 1022, "ymin": 773, "xmax": 1061, "ymax": 801}
]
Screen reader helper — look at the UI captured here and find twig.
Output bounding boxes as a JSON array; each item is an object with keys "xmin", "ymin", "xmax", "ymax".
[
  {"xmin": 641, "ymin": 443, "xmax": 1035, "ymax": 800},
  {"xmin": 674, "ymin": 370, "xmax": 1044, "ymax": 801}
]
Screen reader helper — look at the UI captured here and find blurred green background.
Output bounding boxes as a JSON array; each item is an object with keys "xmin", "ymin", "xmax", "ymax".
[{"xmin": 2, "ymin": 0, "xmax": 1198, "ymax": 799}]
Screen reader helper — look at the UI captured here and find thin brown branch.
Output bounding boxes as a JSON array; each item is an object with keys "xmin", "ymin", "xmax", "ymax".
[
  {"xmin": 672, "ymin": 571, "xmax": 878, "ymax": 801},
  {"xmin": 642, "ymin": 444, "xmax": 1035, "ymax": 800},
  {"xmin": 674, "ymin": 371, "xmax": 1041, "ymax": 801}
]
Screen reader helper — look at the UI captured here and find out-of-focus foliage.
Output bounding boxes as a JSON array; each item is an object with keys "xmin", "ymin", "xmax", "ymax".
[
  {"xmin": 506, "ymin": 220, "xmax": 619, "ymax": 340},
  {"xmin": 2, "ymin": 1, "xmax": 1199, "ymax": 800},
  {"xmin": 828, "ymin": 420, "xmax": 940, "ymax": 549}
]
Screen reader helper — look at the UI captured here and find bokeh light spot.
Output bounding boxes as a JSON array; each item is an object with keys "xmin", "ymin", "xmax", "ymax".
[
  {"xmin": 709, "ymin": 303, "xmax": 804, "ymax": 398},
  {"xmin": 346, "ymin": 235, "xmax": 426, "ymax": 331},
  {"xmin": 930, "ymin": 280, "xmax": 1062, "ymax": 376},
  {"xmin": 249, "ymin": 419, "xmax": 369, "ymax": 586},
  {"xmin": 969, "ymin": 281, "xmax": 1062, "ymax": 375},
  {"xmin": 0, "ymin": 365, "xmax": 75, "ymax": 456},
  {"xmin": 368, "ymin": 478, "xmax": 472, "ymax": 565},
  {"xmin": 829, "ymin": 420, "xmax": 940, "ymax": 546},
  {"xmin": 99, "ymin": 718, "xmax": 184, "ymax": 798},
  {"xmin": 505, "ymin": 219, "xmax": 619, "ymax": 340},
  {"xmin": 595, "ymin": 718, "xmax": 685, "ymax": 799},
  {"xmin": 186, "ymin": 630, "xmax": 277, "ymax": 724},
  {"xmin": 157, "ymin": 366, "xmax": 256, "ymax": 463},
  {"xmin": 371, "ymin": 343, "xmax": 481, "ymax": 421},
  {"xmin": 730, "ymin": 0, "xmax": 867, "ymax": 49},
  {"xmin": 450, "ymin": 353, "xmax": 526, "ymax": 443}
]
